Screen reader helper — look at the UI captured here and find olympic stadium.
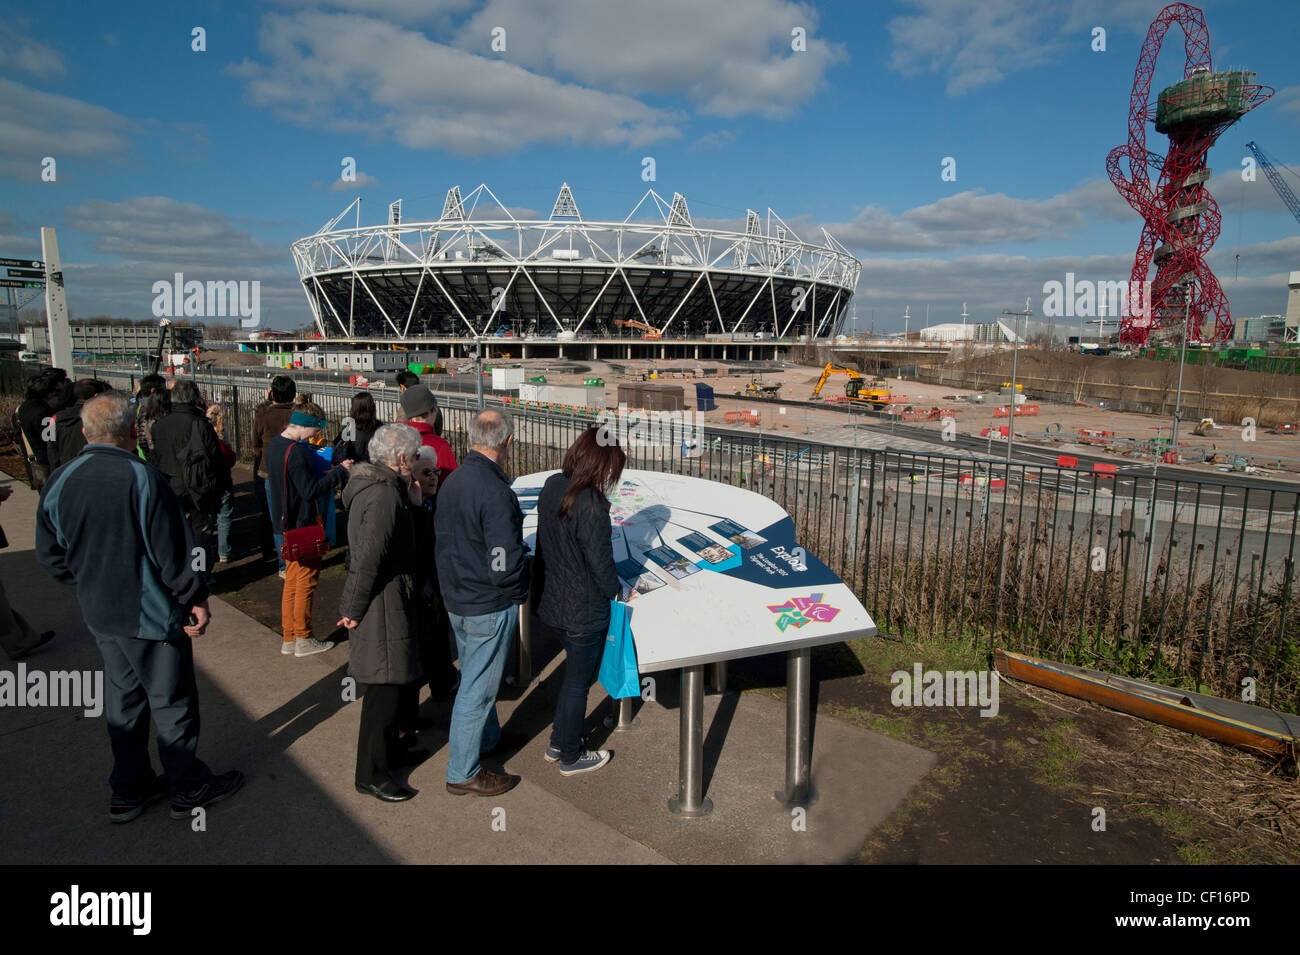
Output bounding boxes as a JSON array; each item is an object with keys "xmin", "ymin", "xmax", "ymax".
[{"xmin": 287, "ymin": 183, "xmax": 861, "ymax": 359}]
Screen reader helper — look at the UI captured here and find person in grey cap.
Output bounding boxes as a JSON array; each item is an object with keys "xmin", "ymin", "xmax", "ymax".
[{"xmin": 400, "ymin": 384, "xmax": 458, "ymax": 484}]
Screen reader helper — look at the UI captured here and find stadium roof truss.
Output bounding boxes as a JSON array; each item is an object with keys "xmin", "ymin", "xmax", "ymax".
[{"xmin": 290, "ymin": 183, "xmax": 862, "ymax": 341}]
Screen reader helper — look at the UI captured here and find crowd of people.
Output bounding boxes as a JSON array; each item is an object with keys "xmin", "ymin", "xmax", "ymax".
[{"xmin": 11, "ymin": 367, "xmax": 628, "ymax": 820}]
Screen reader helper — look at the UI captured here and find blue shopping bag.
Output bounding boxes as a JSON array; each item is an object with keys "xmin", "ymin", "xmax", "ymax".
[
  {"xmin": 308, "ymin": 443, "xmax": 338, "ymax": 546},
  {"xmin": 598, "ymin": 599, "xmax": 640, "ymax": 699}
]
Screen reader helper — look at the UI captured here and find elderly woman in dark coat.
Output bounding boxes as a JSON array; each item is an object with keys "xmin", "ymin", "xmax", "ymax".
[{"xmin": 337, "ymin": 423, "xmax": 425, "ymax": 803}]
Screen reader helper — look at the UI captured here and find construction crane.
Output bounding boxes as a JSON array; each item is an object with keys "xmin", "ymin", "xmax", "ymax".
[
  {"xmin": 809, "ymin": 362, "xmax": 891, "ymax": 409},
  {"xmin": 615, "ymin": 319, "xmax": 662, "ymax": 339},
  {"xmin": 1245, "ymin": 141, "xmax": 1300, "ymax": 225}
]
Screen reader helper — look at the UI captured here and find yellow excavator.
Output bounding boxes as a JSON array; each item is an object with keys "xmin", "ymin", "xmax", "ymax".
[{"xmin": 810, "ymin": 362, "xmax": 892, "ymax": 409}]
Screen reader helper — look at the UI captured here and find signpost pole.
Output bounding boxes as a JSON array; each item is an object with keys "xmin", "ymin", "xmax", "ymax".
[{"xmin": 40, "ymin": 229, "xmax": 72, "ymax": 372}]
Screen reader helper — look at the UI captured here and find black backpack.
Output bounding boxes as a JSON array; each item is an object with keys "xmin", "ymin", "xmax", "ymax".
[{"xmin": 181, "ymin": 420, "xmax": 221, "ymax": 511}]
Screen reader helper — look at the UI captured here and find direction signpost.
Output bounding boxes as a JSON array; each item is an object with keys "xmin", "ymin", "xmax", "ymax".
[{"xmin": 0, "ymin": 258, "xmax": 44, "ymax": 340}]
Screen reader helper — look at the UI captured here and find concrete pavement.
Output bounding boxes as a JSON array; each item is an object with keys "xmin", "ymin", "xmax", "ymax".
[{"xmin": 0, "ymin": 471, "xmax": 935, "ymax": 864}]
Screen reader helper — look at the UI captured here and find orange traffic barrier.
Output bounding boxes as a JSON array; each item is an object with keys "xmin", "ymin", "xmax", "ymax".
[
  {"xmin": 1057, "ymin": 455, "xmax": 1078, "ymax": 468},
  {"xmin": 1092, "ymin": 462, "xmax": 1118, "ymax": 476},
  {"xmin": 1077, "ymin": 428, "xmax": 1113, "ymax": 445},
  {"xmin": 993, "ymin": 405, "xmax": 1040, "ymax": 417}
]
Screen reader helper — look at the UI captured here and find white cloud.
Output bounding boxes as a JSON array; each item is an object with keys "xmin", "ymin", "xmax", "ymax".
[
  {"xmin": 457, "ymin": 0, "xmax": 845, "ymax": 117},
  {"xmin": 276, "ymin": 0, "xmax": 477, "ymax": 22},
  {"xmin": 846, "ymin": 238, "xmax": 1299, "ymax": 330},
  {"xmin": 64, "ymin": 196, "xmax": 283, "ymax": 269},
  {"xmin": 229, "ymin": 12, "xmax": 681, "ymax": 156},
  {"xmin": 58, "ymin": 196, "xmax": 307, "ymax": 325},
  {"xmin": 690, "ymin": 130, "xmax": 737, "ymax": 152},
  {"xmin": 822, "ymin": 179, "xmax": 1135, "ymax": 253},
  {"xmin": 329, "ymin": 171, "xmax": 379, "ymax": 192},
  {"xmin": 887, "ymin": 0, "xmax": 1160, "ymax": 96},
  {"xmin": 0, "ymin": 78, "xmax": 132, "ymax": 182},
  {"xmin": 0, "ymin": 24, "xmax": 65, "ymax": 78},
  {"xmin": 0, "ymin": 210, "xmax": 41, "ymax": 254},
  {"xmin": 1276, "ymin": 85, "xmax": 1300, "ymax": 121}
]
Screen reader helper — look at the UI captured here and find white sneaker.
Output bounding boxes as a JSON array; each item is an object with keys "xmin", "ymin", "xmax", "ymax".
[
  {"xmin": 294, "ymin": 637, "xmax": 336, "ymax": 657},
  {"xmin": 281, "ymin": 642, "xmax": 295, "ymax": 655}
]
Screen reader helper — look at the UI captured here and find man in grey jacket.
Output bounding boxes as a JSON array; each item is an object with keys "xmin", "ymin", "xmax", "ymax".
[{"xmin": 434, "ymin": 409, "xmax": 525, "ymax": 797}]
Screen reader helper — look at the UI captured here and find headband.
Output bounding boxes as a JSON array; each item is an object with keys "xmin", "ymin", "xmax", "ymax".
[{"xmin": 290, "ymin": 411, "xmax": 326, "ymax": 429}]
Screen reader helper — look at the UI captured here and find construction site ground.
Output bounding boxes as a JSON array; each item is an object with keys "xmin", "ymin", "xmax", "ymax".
[{"xmin": 450, "ymin": 354, "xmax": 1300, "ymax": 478}]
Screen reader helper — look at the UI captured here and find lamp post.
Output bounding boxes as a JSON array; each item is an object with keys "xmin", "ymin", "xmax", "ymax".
[
  {"xmin": 473, "ymin": 313, "xmax": 484, "ymax": 411},
  {"xmin": 1000, "ymin": 298, "xmax": 1032, "ymax": 468},
  {"xmin": 1170, "ymin": 283, "xmax": 1194, "ymax": 458}
]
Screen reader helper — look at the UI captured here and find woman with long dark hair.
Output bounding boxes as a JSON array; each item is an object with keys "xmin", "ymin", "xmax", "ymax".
[
  {"xmin": 335, "ymin": 391, "xmax": 381, "ymax": 464},
  {"xmin": 534, "ymin": 427, "xmax": 626, "ymax": 776}
]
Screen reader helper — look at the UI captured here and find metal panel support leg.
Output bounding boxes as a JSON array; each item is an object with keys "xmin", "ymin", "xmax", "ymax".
[
  {"xmin": 776, "ymin": 647, "xmax": 815, "ymax": 806},
  {"xmin": 707, "ymin": 660, "xmax": 728, "ymax": 693},
  {"xmin": 668, "ymin": 665, "xmax": 712, "ymax": 817},
  {"xmin": 510, "ymin": 600, "xmax": 532, "ymax": 687}
]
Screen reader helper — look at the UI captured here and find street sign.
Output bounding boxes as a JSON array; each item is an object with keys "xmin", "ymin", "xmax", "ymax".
[
  {"xmin": 0, "ymin": 258, "xmax": 42, "ymax": 270},
  {"xmin": 0, "ymin": 279, "xmax": 44, "ymax": 289},
  {"xmin": 6, "ymin": 267, "xmax": 43, "ymax": 278}
]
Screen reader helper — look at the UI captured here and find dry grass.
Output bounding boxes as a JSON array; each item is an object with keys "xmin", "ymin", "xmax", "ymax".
[
  {"xmin": 0, "ymin": 394, "xmax": 22, "ymax": 444},
  {"xmin": 1006, "ymin": 678, "xmax": 1299, "ymax": 864}
]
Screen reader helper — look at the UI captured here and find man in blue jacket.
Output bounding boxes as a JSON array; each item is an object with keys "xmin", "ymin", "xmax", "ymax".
[
  {"xmin": 435, "ymin": 409, "xmax": 526, "ymax": 797},
  {"xmin": 36, "ymin": 393, "xmax": 243, "ymax": 823}
]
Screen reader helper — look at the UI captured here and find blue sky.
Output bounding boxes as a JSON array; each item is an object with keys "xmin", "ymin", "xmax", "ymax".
[{"xmin": 1, "ymin": 0, "xmax": 1298, "ymax": 332}]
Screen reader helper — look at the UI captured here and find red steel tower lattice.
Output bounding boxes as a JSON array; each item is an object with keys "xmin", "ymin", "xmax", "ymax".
[{"xmin": 1106, "ymin": 3, "xmax": 1272, "ymax": 346}]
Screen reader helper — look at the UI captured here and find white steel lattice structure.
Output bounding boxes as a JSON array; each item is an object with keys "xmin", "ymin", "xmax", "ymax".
[{"xmin": 290, "ymin": 183, "xmax": 861, "ymax": 341}]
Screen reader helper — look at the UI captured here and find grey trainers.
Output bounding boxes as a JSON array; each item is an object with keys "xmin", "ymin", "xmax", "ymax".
[
  {"xmin": 281, "ymin": 641, "xmax": 295, "ymax": 656},
  {"xmin": 559, "ymin": 750, "xmax": 611, "ymax": 776},
  {"xmin": 295, "ymin": 636, "xmax": 336, "ymax": 657}
]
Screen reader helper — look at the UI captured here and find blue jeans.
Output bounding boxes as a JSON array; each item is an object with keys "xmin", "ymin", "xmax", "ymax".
[
  {"xmin": 216, "ymin": 490, "xmax": 234, "ymax": 560},
  {"xmin": 445, "ymin": 606, "xmax": 517, "ymax": 784},
  {"xmin": 546, "ymin": 623, "xmax": 605, "ymax": 764},
  {"xmin": 259, "ymin": 477, "xmax": 285, "ymax": 571}
]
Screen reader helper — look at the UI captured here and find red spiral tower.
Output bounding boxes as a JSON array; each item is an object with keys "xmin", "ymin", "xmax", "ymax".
[{"xmin": 1107, "ymin": 3, "xmax": 1271, "ymax": 346}]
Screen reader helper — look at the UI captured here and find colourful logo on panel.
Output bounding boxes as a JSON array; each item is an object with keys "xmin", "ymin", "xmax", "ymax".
[{"xmin": 766, "ymin": 593, "xmax": 840, "ymax": 631}]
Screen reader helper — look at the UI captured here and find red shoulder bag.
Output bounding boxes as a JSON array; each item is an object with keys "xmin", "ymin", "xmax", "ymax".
[{"xmin": 280, "ymin": 442, "xmax": 330, "ymax": 562}]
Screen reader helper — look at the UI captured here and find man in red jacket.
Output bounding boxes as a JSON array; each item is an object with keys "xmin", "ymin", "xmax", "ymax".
[{"xmin": 400, "ymin": 385, "xmax": 458, "ymax": 484}]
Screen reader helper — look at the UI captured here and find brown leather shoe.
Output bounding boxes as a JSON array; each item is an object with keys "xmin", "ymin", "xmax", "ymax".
[{"xmin": 446, "ymin": 768, "xmax": 521, "ymax": 797}]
